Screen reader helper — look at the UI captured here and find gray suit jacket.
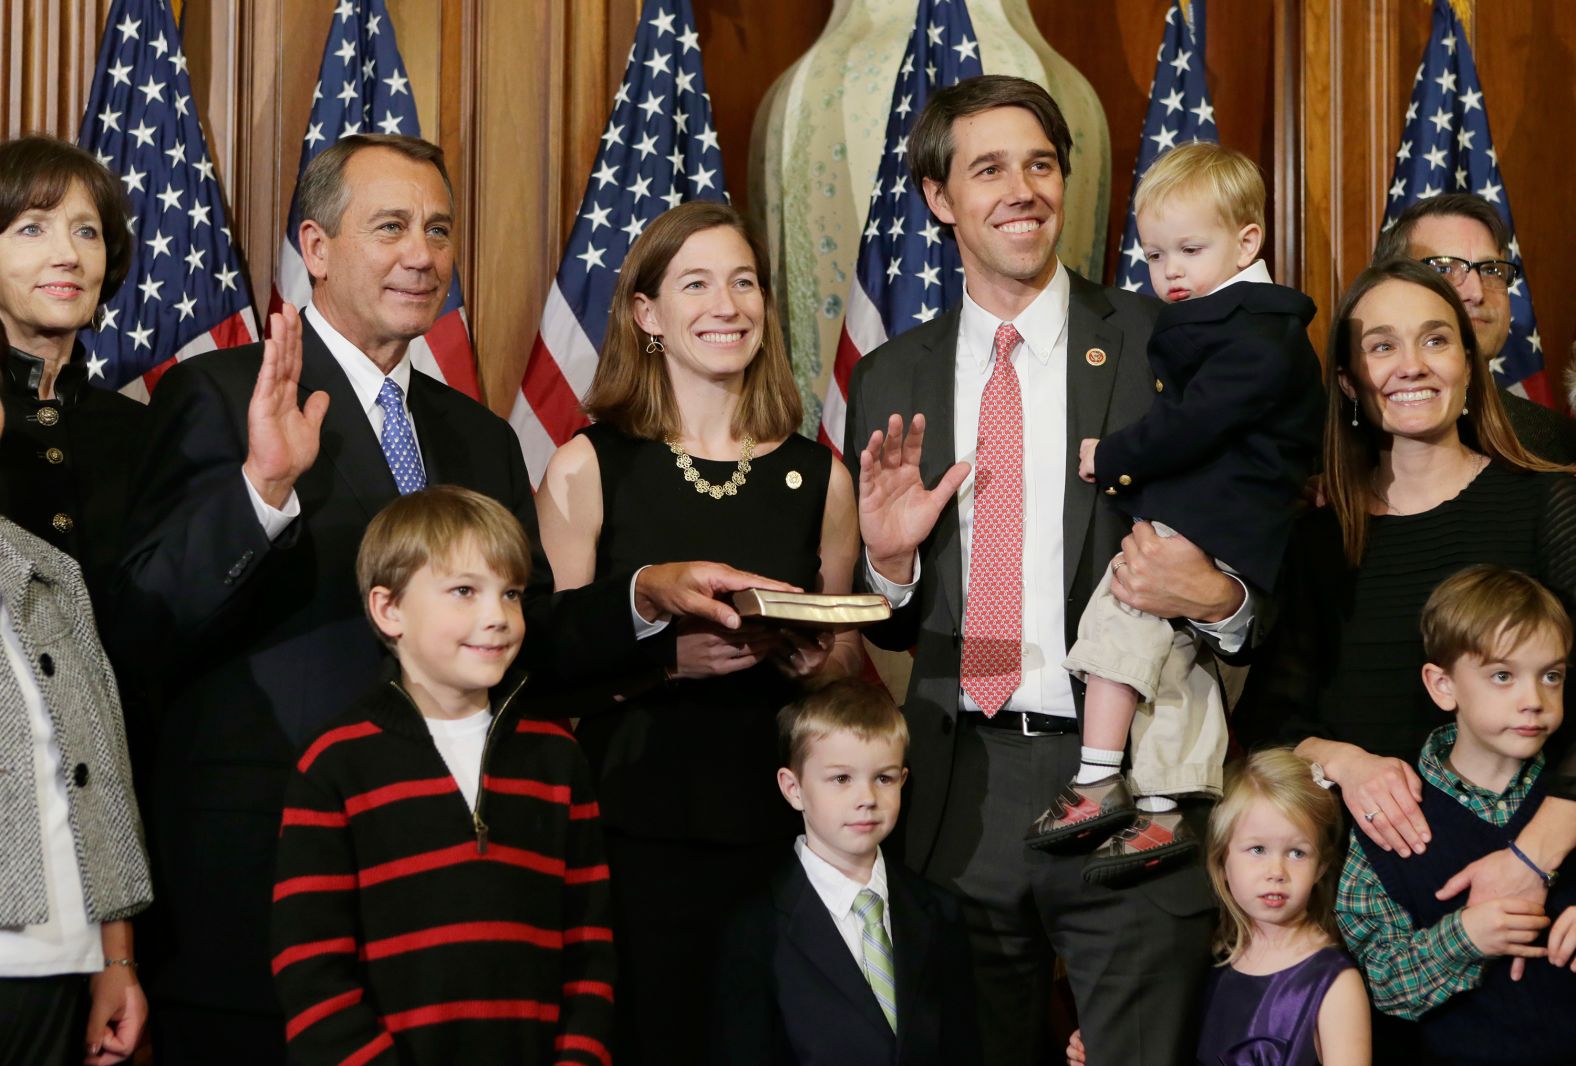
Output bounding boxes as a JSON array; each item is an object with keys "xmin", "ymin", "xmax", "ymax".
[
  {"xmin": 0, "ymin": 517, "xmax": 150, "ymax": 927},
  {"xmin": 844, "ymin": 269, "xmax": 1178, "ymax": 867}
]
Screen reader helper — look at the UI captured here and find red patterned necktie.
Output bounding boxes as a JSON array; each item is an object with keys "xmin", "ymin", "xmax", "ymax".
[{"xmin": 960, "ymin": 322, "xmax": 1024, "ymax": 717}]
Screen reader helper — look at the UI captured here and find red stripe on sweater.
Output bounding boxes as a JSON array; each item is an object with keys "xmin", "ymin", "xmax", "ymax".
[
  {"xmin": 280, "ymin": 807, "xmax": 348, "ymax": 830},
  {"xmin": 341, "ymin": 1031, "xmax": 394, "ymax": 1066},
  {"xmin": 274, "ymin": 873, "xmax": 357, "ymax": 901},
  {"xmin": 286, "ymin": 987, "xmax": 363, "ymax": 1041},
  {"xmin": 562, "ymin": 926, "xmax": 614, "ymax": 944},
  {"xmin": 271, "ymin": 936, "xmax": 357, "ymax": 974},
  {"xmin": 568, "ymin": 801, "xmax": 600, "ymax": 820},
  {"xmin": 361, "ymin": 920, "xmax": 563, "ymax": 961},
  {"xmin": 562, "ymin": 980, "xmax": 614, "ymax": 1001},
  {"xmin": 358, "ymin": 842, "xmax": 566, "ymax": 888},
  {"xmin": 298, "ymin": 721, "xmax": 381, "ymax": 772},
  {"xmin": 482, "ymin": 776, "xmax": 572, "ymax": 804},
  {"xmin": 382, "ymin": 998, "xmax": 560, "ymax": 1032},
  {"xmin": 515, "ymin": 719, "xmax": 573, "ymax": 739},
  {"xmin": 344, "ymin": 776, "xmax": 457, "ymax": 817},
  {"xmin": 554, "ymin": 1033, "xmax": 613, "ymax": 1066},
  {"xmin": 564, "ymin": 864, "xmax": 610, "ymax": 884}
]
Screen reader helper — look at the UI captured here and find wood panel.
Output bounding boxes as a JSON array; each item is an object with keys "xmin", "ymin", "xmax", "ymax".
[{"xmin": 0, "ymin": 0, "xmax": 110, "ymax": 138}]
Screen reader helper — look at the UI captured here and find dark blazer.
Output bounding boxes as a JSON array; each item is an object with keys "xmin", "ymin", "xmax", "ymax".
[
  {"xmin": 1500, "ymin": 387, "xmax": 1576, "ymax": 465},
  {"xmin": 1091, "ymin": 281, "xmax": 1325, "ymax": 593},
  {"xmin": 842, "ymin": 270, "xmax": 1218, "ymax": 915},
  {"xmin": 112, "ymin": 322, "xmax": 640, "ymax": 1015},
  {"xmin": 709, "ymin": 856, "xmax": 981, "ymax": 1066}
]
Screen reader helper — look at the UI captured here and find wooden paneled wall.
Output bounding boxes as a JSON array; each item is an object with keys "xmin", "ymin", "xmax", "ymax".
[{"xmin": 1, "ymin": 1, "xmax": 1571, "ymax": 413}]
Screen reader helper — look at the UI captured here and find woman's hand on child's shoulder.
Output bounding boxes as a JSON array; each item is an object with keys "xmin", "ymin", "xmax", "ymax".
[{"xmin": 1064, "ymin": 1028, "xmax": 1085, "ymax": 1066}]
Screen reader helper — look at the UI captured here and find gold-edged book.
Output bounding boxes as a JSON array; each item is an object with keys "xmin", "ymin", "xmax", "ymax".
[{"xmin": 732, "ymin": 589, "xmax": 892, "ymax": 630}]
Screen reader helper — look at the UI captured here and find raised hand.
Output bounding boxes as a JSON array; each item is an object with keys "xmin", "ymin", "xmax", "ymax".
[
  {"xmin": 241, "ymin": 304, "xmax": 330, "ymax": 509},
  {"xmin": 858, "ymin": 413, "xmax": 969, "ymax": 585}
]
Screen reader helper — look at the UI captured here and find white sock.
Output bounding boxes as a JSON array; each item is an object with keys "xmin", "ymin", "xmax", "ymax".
[
  {"xmin": 1136, "ymin": 795, "xmax": 1178, "ymax": 813},
  {"xmin": 1074, "ymin": 746, "xmax": 1124, "ymax": 784}
]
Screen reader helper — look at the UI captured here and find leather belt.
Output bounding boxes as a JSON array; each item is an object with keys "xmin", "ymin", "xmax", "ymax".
[{"xmin": 966, "ymin": 710, "xmax": 1078, "ymax": 737}]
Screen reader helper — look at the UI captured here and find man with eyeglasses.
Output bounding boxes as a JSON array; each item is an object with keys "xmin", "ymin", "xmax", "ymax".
[{"xmin": 1373, "ymin": 193, "xmax": 1576, "ymax": 463}]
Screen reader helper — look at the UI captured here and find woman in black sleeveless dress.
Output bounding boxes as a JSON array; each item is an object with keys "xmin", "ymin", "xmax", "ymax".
[{"xmin": 535, "ymin": 202, "xmax": 861, "ymax": 1064}]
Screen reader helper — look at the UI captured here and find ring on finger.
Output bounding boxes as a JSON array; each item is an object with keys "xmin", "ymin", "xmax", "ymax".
[{"xmin": 1363, "ymin": 810, "xmax": 1380, "ymax": 823}]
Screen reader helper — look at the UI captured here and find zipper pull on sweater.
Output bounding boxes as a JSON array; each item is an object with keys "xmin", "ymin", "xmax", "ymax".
[{"xmin": 473, "ymin": 809, "xmax": 489, "ymax": 853}]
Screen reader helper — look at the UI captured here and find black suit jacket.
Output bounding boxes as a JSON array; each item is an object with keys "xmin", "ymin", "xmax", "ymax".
[
  {"xmin": 843, "ymin": 269, "xmax": 1217, "ymax": 915},
  {"xmin": 1500, "ymin": 387, "xmax": 1576, "ymax": 465},
  {"xmin": 709, "ymin": 856, "xmax": 981, "ymax": 1066},
  {"xmin": 113, "ymin": 323, "xmax": 640, "ymax": 1013},
  {"xmin": 1092, "ymin": 281, "xmax": 1325, "ymax": 592}
]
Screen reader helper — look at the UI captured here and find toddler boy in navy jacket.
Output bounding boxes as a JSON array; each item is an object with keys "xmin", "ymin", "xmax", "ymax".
[{"xmin": 1030, "ymin": 142, "xmax": 1324, "ymax": 885}]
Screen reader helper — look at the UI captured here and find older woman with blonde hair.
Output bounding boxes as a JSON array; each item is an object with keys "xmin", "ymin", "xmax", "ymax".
[{"xmin": 535, "ymin": 200, "xmax": 860, "ymax": 1063}]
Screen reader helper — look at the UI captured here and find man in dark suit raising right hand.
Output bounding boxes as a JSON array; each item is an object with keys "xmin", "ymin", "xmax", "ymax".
[
  {"xmin": 115, "ymin": 134, "xmax": 784, "ymax": 1064},
  {"xmin": 844, "ymin": 78, "xmax": 1251, "ymax": 1066}
]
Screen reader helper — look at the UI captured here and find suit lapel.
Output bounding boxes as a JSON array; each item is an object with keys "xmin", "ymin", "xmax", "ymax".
[
  {"xmin": 296, "ymin": 322, "xmax": 398, "ymax": 520},
  {"xmin": 921, "ymin": 312, "xmax": 964, "ymax": 631},
  {"xmin": 887, "ymin": 869, "xmax": 935, "ymax": 1056},
  {"xmin": 1063, "ymin": 273, "xmax": 1125, "ymax": 592},
  {"xmin": 405, "ymin": 370, "xmax": 463, "ymax": 485},
  {"xmin": 774, "ymin": 863, "xmax": 895, "ymax": 1041}
]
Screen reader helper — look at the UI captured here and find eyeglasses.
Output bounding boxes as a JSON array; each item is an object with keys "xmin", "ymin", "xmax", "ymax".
[{"xmin": 1421, "ymin": 255, "xmax": 1521, "ymax": 289}]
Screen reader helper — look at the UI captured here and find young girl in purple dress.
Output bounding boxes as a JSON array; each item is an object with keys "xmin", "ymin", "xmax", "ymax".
[{"xmin": 1067, "ymin": 748, "xmax": 1371, "ymax": 1065}]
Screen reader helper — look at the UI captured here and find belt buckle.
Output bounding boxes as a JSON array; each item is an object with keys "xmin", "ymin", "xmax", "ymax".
[{"xmin": 1020, "ymin": 713, "xmax": 1058, "ymax": 737}]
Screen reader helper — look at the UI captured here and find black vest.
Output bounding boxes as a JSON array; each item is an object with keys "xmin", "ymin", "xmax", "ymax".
[{"xmin": 1358, "ymin": 773, "xmax": 1576, "ymax": 1066}]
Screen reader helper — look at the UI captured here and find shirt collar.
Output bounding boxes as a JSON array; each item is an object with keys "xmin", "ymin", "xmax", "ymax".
[
  {"xmin": 4, "ymin": 344, "xmax": 89, "ymax": 403},
  {"xmin": 794, "ymin": 835, "xmax": 888, "ymax": 917},
  {"xmin": 1210, "ymin": 258, "xmax": 1273, "ymax": 294},
  {"xmin": 303, "ymin": 302, "xmax": 412, "ymax": 417},
  {"xmin": 1420, "ymin": 722, "xmax": 1543, "ymax": 798},
  {"xmin": 958, "ymin": 259, "xmax": 1070, "ymax": 374}
]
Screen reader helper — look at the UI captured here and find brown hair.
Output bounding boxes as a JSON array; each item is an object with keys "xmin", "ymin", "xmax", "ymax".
[
  {"xmin": 356, "ymin": 485, "xmax": 532, "ymax": 647},
  {"xmin": 777, "ymin": 678, "xmax": 909, "ymax": 776},
  {"xmin": 582, "ymin": 201, "xmax": 801, "ymax": 441},
  {"xmin": 1206, "ymin": 749, "xmax": 1344, "ymax": 965},
  {"xmin": 1372, "ymin": 193, "xmax": 1512, "ymax": 265},
  {"xmin": 295, "ymin": 133, "xmax": 453, "ymax": 237},
  {"xmin": 908, "ymin": 74, "xmax": 1074, "ymax": 189},
  {"xmin": 1323, "ymin": 258, "xmax": 1569, "ymax": 564},
  {"xmin": 0, "ymin": 134, "xmax": 132, "ymax": 302},
  {"xmin": 1421, "ymin": 564, "xmax": 1573, "ymax": 670},
  {"xmin": 1133, "ymin": 141, "xmax": 1265, "ymax": 232}
]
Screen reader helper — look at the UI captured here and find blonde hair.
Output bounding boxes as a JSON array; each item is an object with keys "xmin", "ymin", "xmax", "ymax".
[
  {"xmin": 355, "ymin": 486, "xmax": 532, "ymax": 648},
  {"xmin": 1133, "ymin": 141, "xmax": 1265, "ymax": 232},
  {"xmin": 1207, "ymin": 749, "xmax": 1344, "ymax": 964},
  {"xmin": 1421, "ymin": 565, "xmax": 1573, "ymax": 670},
  {"xmin": 582, "ymin": 201, "xmax": 801, "ymax": 442},
  {"xmin": 777, "ymin": 678, "xmax": 909, "ymax": 776},
  {"xmin": 1323, "ymin": 259, "xmax": 1572, "ymax": 565}
]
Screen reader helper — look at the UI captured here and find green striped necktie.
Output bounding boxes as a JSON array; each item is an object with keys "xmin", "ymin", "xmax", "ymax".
[{"xmin": 854, "ymin": 888, "xmax": 897, "ymax": 1032}]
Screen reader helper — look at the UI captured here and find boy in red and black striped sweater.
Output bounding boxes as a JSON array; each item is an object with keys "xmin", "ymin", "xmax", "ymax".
[{"xmin": 270, "ymin": 486, "xmax": 614, "ymax": 1066}]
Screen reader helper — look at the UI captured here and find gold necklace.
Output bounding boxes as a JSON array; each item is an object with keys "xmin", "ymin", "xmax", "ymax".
[{"xmin": 665, "ymin": 434, "xmax": 755, "ymax": 499}]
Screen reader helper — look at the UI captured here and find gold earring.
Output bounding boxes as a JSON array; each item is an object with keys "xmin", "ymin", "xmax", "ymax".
[{"xmin": 645, "ymin": 335, "xmax": 665, "ymax": 354}]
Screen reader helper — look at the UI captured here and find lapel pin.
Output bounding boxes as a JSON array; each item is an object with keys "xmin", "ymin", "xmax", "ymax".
[
  {"xmin": 1084, "ymin": 347, "xmax": 1107, "ymax": 367},
  {"xmin": 786, "ymin": 470, "xmax": 803, "ymax": 489}
]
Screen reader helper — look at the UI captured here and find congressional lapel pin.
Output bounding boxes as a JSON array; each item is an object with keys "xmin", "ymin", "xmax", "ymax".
[
  {"xmin": 786, "ymin": 470, "xmax": 803, "ymax": 490},
  {"xmin": 1084, "ymin": 347, "xmax": 1107, "ymax": 367}
]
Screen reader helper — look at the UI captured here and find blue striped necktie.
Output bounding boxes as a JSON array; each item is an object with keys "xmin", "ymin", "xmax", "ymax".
[
  {"xmin": 375, "ymin": 377, "xmax": 426, "ymax": 495},
  {"xmin": 854, "ymin": 888, "xmax": 897, "ymax": 1032}
]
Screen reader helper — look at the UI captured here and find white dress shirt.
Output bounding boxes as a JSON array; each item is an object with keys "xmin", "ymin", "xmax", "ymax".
[
  {"xmin": 866, "ymin": 261, "xmax": 1252, "ymax": 717},
  {"xmin": 0, "ymin": 598, "xmax": 102, "ymax": 976},
  {"xmin": 795, "ymin": 836, "xmax": 892, "ymax": 971}
]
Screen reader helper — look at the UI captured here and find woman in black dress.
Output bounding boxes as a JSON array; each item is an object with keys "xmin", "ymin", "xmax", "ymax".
[
  {"xmin": 535, "ymin": 202, "xmax": 861, "ymax": 1063},
  {"xmin": 0, "ymin": 136, "xmax": 143, "ymax": 608}
]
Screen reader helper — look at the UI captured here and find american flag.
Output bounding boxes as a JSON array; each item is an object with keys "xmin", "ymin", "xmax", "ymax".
[
  {"xmin": 76, "ymin": 0, "xmax": 257, "ymax": 398},
  {"xmin": 273, "ymin": 0, "xmax": 478, "ymax": 398},
  {"xmin": 817, "ymin": 0, "xmax": 983, "ymax": 456},
  {"xmin": 1115, "ymin": 0, "xmax": 1216, "ymax": 295},
  {"xmin": 1384, "ymin": 0, "xmax": 1549, "ymax": 404},
  {"xmin": 511, "ymin": 0, "xmax": 727, "ymax": 483}
]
